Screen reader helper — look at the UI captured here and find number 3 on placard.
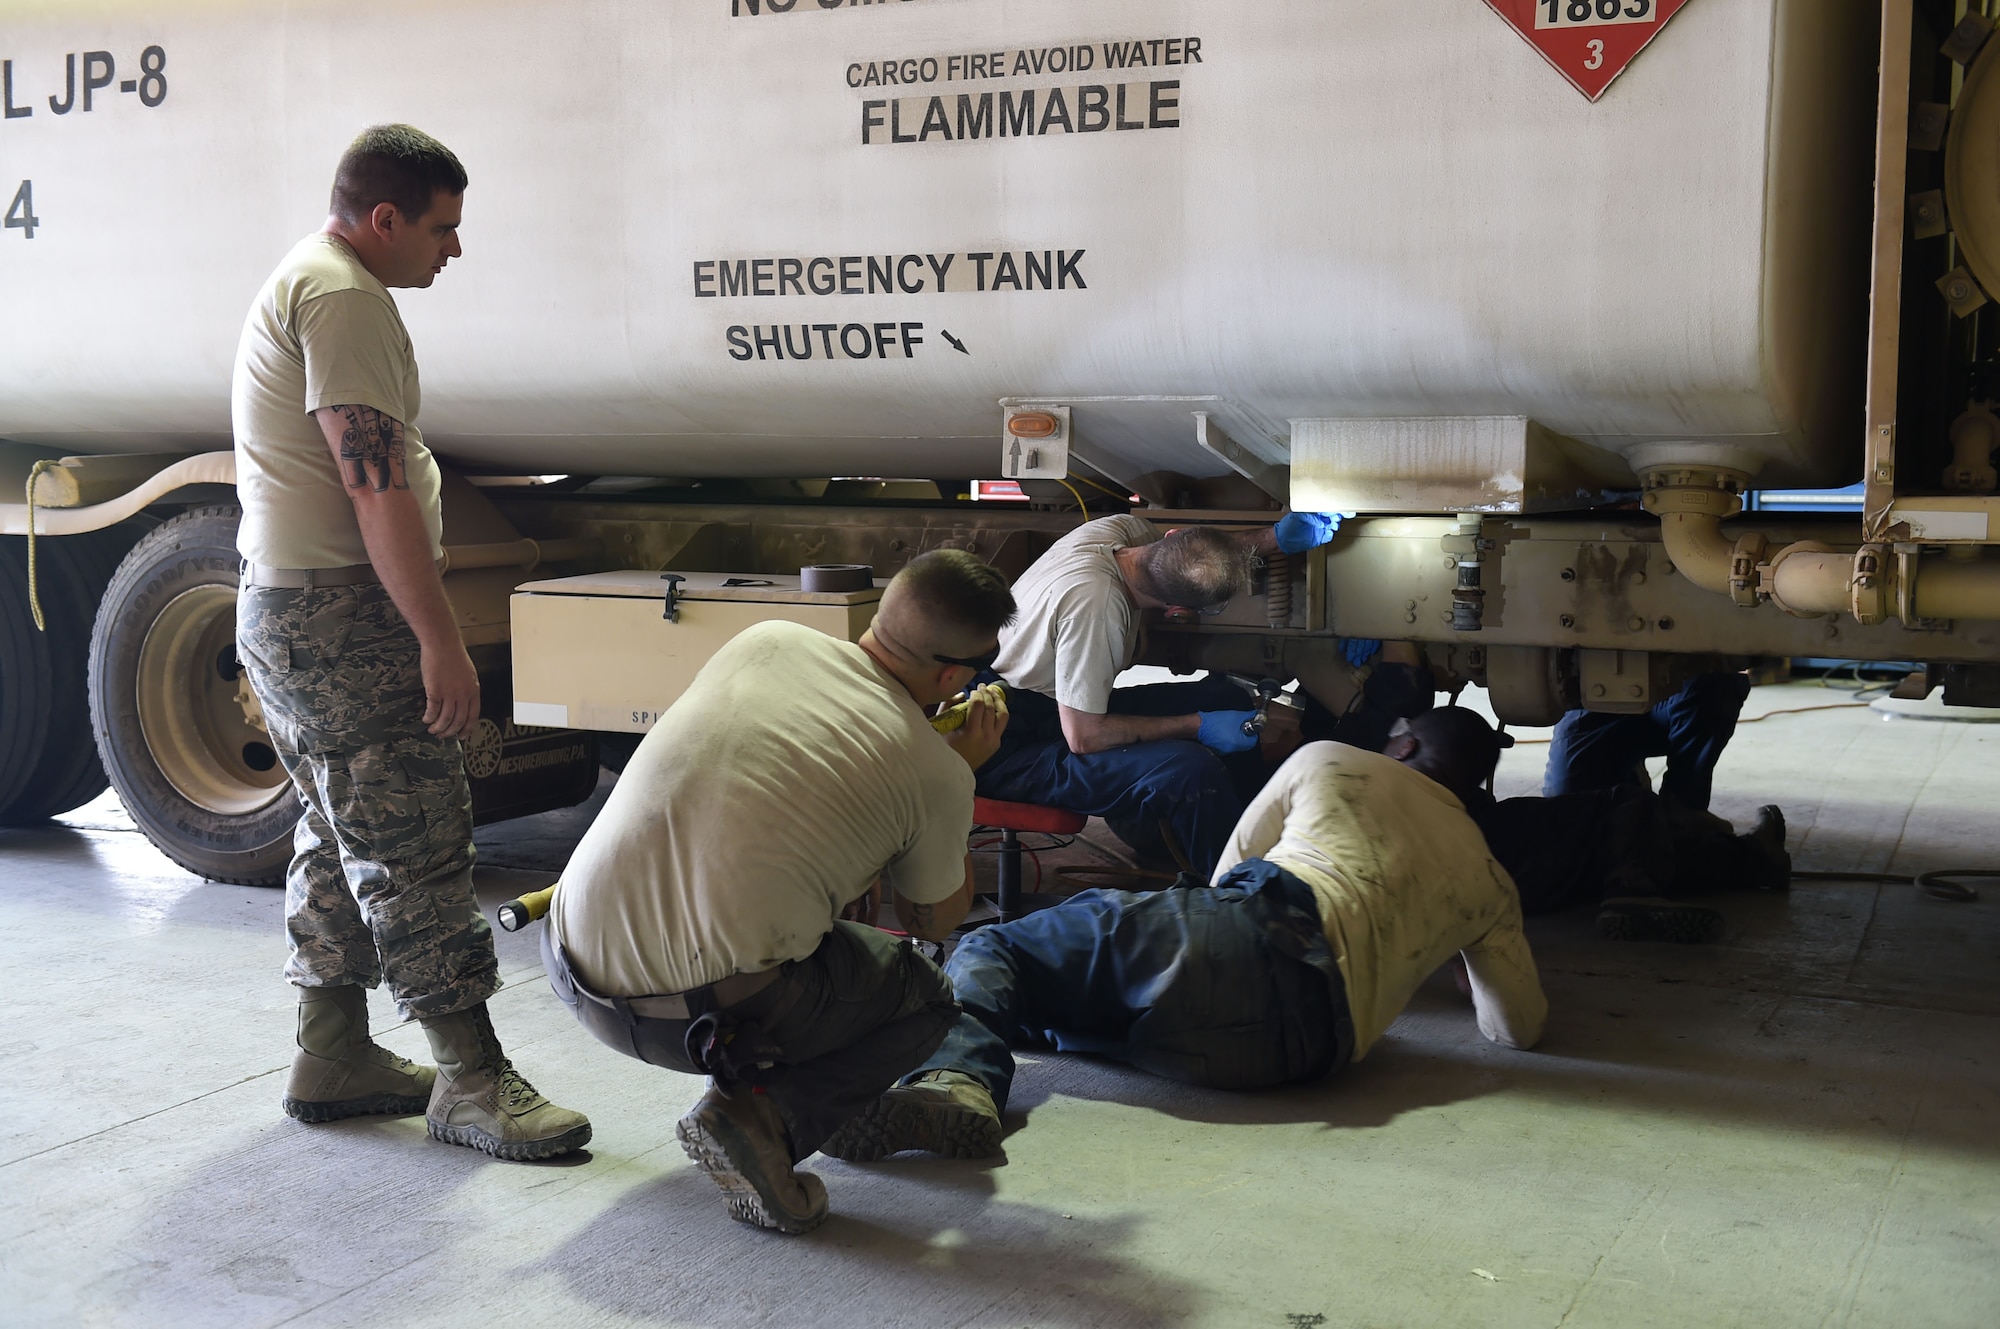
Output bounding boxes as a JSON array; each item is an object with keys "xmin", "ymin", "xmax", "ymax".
[{"xmin": 1584, "ymin": 38, "xmax": 1606, "ymax": 70}]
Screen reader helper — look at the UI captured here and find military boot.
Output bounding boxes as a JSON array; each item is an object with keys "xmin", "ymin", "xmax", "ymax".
[
  {"xmin": 1743, "ymin": 805, "xmax": 1792, "ymax": 892},
  {"xmin": 676, "ymin": 1081, "xmax": 829, "ymax": 1235},
  {"xmin": 1596, "ymin": 897, "xmax": 1726, "ymax": 944},
  {"xmin": 418, "ymin": 1003, "xmax": 591, "ymax": 1161},
  {"xmin": 281, "ymin": 985, "xmax": 435, "ymax": 1123},
  {"xmin": 820, "ymin": 1069, "xmax": 1003, "ymax": 1162}
]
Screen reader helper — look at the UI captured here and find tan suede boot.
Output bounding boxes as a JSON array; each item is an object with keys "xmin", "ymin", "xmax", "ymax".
[
  {"xmin": 281, "ymin": 985, "xmax": 435, "ymax": 1123},
  {"xmin": 820, "ymin": 1069, "xmax": 1003, "ymax": 1162},
  {"xmin": 676, "ymin": 1082, "xmax": 830, "ymax": 1235},
  {"xmin": 419, "ymin": 1003, "xmax": 591, "ymax": 1161}
]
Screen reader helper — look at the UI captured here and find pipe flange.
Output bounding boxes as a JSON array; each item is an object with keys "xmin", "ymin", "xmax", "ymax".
[
  {"xmin": 1728, "ymin": 533, "xmax": 1769, "ymax": 607},
  {"xmin": 1638, "ymin": 466, "xmax": 1752, "ymax": 519},
  {"xmin": 1850, "ymin": 543, "xmax": 1894, "ymax": 626}
]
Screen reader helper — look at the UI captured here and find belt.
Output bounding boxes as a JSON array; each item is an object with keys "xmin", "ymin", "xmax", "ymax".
[
  {"xmin": 597, "ymin": 966, "xmax": 785, "ymax": 1023},
  {"xmin": 242, "ymin": 561, "xmax": 380, "ymax": 589}
]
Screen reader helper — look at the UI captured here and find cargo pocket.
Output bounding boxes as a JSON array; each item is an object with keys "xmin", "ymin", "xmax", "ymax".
[
  {"xmin": 235, "ymin": 589, "xmax": 300, "ymax": 681},
  {"xmin": 288, "ymin": 587, "xmax": 360, "ymax": 678}
]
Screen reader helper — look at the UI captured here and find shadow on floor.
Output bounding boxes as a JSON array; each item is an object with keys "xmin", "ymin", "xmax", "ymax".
[{"xmin": 522, "ymin": 1164, "xmax": 1206, "ymax": 1328}]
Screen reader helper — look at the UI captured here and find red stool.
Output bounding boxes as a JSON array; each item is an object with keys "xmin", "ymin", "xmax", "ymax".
[{"xmin": 973, "ymin": 796, "xmax": 1087, "ymax": 923}]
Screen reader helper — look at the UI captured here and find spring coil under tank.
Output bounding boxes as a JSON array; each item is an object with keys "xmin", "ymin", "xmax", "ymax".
[{"xmin": 1264, "ymin": 551, "xmax": 1294, "ymax": 628}]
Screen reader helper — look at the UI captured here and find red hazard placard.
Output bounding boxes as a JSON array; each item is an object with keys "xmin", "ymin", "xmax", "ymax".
[{"xmin": 1483, "ymin": 0, "xmax": 1693, "ymax": 102}]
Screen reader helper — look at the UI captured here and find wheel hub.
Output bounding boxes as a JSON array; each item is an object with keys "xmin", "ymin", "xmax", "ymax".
[{"xmin": 135, "ymin": 585, "xmax": 289, "ymax": 816}]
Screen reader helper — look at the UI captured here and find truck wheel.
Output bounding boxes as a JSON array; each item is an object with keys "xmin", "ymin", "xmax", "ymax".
[
  {"xmin": 596, "ymin": 731, "xmax": 642, "ymax": 774},
  {"xmin": 0, "ymin": 523, "xmax": 150, "ymax": 824},
  {"xmin": 0, "ymin": 540, "xmax": 54, "ymax": 819},
  {"xmin": 89, "ymin": 505, "xmax": 297, "ymax": 884}
]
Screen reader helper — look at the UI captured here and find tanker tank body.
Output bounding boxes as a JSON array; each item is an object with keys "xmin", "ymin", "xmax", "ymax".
[
  {"xmin": 4, "ymin": 0, "xmax": 2000, "ymax": 883},
  {"xmin": 0, "ymin": 0, "xmax": 1879, "ymax": 486}
]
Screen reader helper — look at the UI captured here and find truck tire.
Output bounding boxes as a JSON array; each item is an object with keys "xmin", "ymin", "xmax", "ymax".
[
  {"xmin": 89, "ymin": 505, "xmax": 297, "ymax": 884},
  {"xmin": 596, "ymin": 731, "xmax": 642, "ymax": 774},
  {"xmin": 0, "ymin": 523, "xmax": 150, "ymax": 824},
  {"xmin": 0, "ymin": 541, "xmax": 54, "ymax": 819}
]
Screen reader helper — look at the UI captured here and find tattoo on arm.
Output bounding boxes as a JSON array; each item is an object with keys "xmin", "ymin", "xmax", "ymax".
[
  {"xmin": 903, "ymin": 899, "xmax": 936, "ymax": 934},
  {"xmin": 336, "ymin": 405, "xmax": 409, "ymax": 493}
]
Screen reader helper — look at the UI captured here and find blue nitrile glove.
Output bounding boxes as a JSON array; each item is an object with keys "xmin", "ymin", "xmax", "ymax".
[
  {"xmin": 1274, "ymin": 511, "xmax": 1345, "ymax": 555},
  {"xmin": 1342, "ymin": 637, "xmax": 1382, "ymax": 669},
  {"xmin": 1197, "ymin": 710, "xmax": 1261, "ymax": 754}
]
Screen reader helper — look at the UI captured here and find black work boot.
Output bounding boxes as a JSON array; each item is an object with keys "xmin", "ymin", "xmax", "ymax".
[
  {"xmin": 821, "ymin": 1070, "xmax": 1003, "ymax": 1162},
  {"xmin": 1743, "ymin": 805, "xmax": 1792, "ymax": 892},
  {"xmin": 281, "ymin": 985, "xmax": 435, "ymax": 1123},
  {"xmin": 419, "ymin": 1003, "xmax": 592, "ymax": 1161},
  {"xmin": 1597, "ymin": 897, "xmax": 1726, "ymax": 944},
  {"xmin": 676, "ymin": 1082, "xmax": 830, "ymax": 1235}
]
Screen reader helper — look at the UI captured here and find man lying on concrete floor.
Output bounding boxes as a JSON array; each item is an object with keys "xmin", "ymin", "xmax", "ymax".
[
  {"xmin": 1477, "ymin": 670, "xmax": 1786, "ymax": 944},
  {"xmin": 541, "ymin": 550, "xmax": 1015, "ymax": 1234},
  {"xmin": 821, "ymin": 708, "xmax": 1547, "ymax": 1162},
  {"xmin": 976, "ymin": 509, "xmax": 1355, "ymax": 878},
  {"xmin": 1465, "ymin": 778, "xmax": 1790, "ymax": 944}
]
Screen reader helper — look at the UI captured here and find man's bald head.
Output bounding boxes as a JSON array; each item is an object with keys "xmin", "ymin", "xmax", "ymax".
[{"xmin": 869, "ymin": 549, "xmax": 1016, "ymax": 670}]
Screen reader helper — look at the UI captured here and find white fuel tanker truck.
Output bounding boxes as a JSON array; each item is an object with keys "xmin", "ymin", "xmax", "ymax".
[{"xmin": 4, "ymin": 0, "xmax": 1999, "ymax": 883}]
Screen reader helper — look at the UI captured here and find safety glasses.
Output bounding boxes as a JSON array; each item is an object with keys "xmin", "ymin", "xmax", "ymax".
[{"xmin": 933, "ymin": 644, "xmax": 1002, "ymax": 671}]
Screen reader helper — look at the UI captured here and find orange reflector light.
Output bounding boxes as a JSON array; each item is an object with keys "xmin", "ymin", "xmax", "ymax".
[{"xmin": 1007, "ymin": 411, "xmax": 1061, "ymax": 439}]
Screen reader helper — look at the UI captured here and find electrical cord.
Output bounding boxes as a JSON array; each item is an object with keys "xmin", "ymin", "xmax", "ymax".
[
  {"xmin": 1067, "ymin": 472, "xmax": 1134, "ymax": 504},
  {"xmin": 1788, "ymin": 869, "xmax": 1989, "ymax": 902},
  {"xmin": 1053, "ymin": 476, "xmax": 1091, "ymax": 526},
  {"xmin": 1808, "ymin": 660, "xmax": 1903, "ymax": 701},
  {"xmin": 1504, "ymin": 701, "xmax": 1873, "ymax": 746}
]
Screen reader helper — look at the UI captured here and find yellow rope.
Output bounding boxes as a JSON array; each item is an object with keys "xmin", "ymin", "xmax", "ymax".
[
  {"xmin": 1067, "ymin": 472, "xmax": 1132, "ymax": 503},
  {"xmin": 24, "ymin": 459, "xmax": 57, "ymax": 632},
  {"xmin": 1054, "ymin": 476, "xmax": 1091, "ymax": 527}
]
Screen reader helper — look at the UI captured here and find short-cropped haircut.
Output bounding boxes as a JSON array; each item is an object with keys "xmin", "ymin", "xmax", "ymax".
[
  {"xmin": 330, "ymin": 124, "xmax": 468, "ymax": 227},
  {"xmin": 1139, "ymin": 527, "xmax": 1253, "ymax": 609},
  {"xmin": 1406, "ymin": 707, "xmax": 1509, "ymax": 790},
  {"xmin": 890, "ymin": 549, "xmax": 1017, "ymax": 654}
]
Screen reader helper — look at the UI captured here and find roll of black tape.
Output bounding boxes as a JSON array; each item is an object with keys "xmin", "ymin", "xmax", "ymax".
[{"xmin": 800, "ymin": 564, "xmax": 874, "ymax": 593}]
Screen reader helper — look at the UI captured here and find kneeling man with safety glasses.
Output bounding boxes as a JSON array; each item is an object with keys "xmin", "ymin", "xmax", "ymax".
[{"xmin": 543, "ymin": 550, "xmax": 1015, "ymax": 1234}]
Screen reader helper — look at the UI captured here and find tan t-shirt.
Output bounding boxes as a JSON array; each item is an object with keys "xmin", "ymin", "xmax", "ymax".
[
  {"xmin": 1215, "ymin": 742, "xmax": 1547, "ymax": 1059},
  {"xmin": 550, "ymin": 621, "xmax": 975, "ymax": 997},
  {"xmin": 231, "ymin": 232, "xmax": 444, "ymax": 568},
  {"xmin": 991, "ymin": 513, "xmax": 1160, "ymax": 714}
]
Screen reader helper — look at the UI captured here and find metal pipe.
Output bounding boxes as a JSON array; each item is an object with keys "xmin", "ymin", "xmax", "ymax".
[
  {"xmin": 0, "ymin": 451, "xmax": 238, "ymax": 537},
  {"xmin": 1656, "ymin": 511, "xmax": 1737, "ymax": 594},
  {"xmin": 1707, "ymin": 532, "xmax": 2000, "ymax": 624},
  {"xmin": 438, "ymin": 537, "xmax": 599, "ymax": 573},
  {"xmin": 1913, "ymin": 556, "xmax": 2000, "ymax": 619},
  {"xmin": 1765, "ymin": 543, "xmax": 1851, "ymax": 617}
]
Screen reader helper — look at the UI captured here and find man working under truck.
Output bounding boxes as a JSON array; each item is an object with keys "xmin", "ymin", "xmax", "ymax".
[
  {"xmin": 234, "ymin": 124, "xmax": 588, "ymax": 1159},
  {"xmin": 824, "ymin": 708, "xmax": 1546, "ymax": 1162},
  {"xmin": 978, "ymin": 511, "xmax": 1346, "ymax": 877},
  {"xmin": 1543, "ymin": 671, "xmax": 1753, "ymax": 812},
  {"xmin": 544, "ymin": 550, "xmax": 1016, "ymax": 1235}
]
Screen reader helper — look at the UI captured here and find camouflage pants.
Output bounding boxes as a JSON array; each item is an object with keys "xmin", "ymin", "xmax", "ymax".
[{"xmin": 238, "ymin": 582, "xmax": 499, "ymax": 1021}]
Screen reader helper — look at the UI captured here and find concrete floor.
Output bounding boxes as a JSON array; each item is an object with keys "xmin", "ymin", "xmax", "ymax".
[{"xmin": 2, "ymin": 680, "xmax": 1996, "ymax": 1328}]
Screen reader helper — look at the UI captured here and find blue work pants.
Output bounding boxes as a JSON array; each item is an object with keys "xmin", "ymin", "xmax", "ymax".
[
  {"xmin": 1542, "ymin": 671, "xmax": 1752, "ymax": 811},
  {"xmin": 914, "ymin": 861, "xmax": 1353, "ymax": 1112},
  {"xmin": 976, "ymin": 678, "xmax": 1256, "ymax": 877}
]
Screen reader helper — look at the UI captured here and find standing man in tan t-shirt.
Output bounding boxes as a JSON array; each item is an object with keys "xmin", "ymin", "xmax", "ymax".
[{"xmin": 232, "ymin": 124, "xmax": 588, "ymax": 1160}]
